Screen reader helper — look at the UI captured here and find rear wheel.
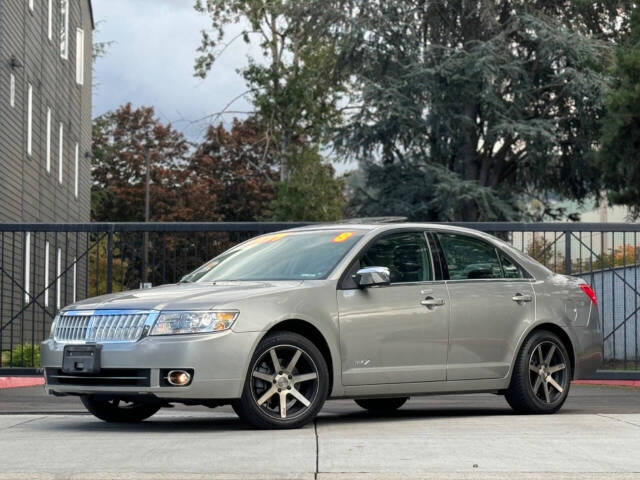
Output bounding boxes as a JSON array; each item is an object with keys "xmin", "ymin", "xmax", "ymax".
[
  {"xmin": 81, "ymin": 395, "xmax": 161, "ymax": 422},
  {"xmin": 355, "ymin": 397, "xmax": 408, "ymax": 413},
  {"xmin": 505, "ymin": 330, "xmax": 572, "ymax": 414},
  {"xmin": 232, "ymin": 332, "xmax": 329, "ymax": 429}
]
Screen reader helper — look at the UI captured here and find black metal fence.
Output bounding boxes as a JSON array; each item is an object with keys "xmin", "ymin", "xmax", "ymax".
[{"xmin": 1, "ymin": 222, "xmax": 639, "ymax": 373}]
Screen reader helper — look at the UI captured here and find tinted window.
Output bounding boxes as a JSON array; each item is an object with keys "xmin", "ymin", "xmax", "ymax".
[
  {"xmin": 499, "ymin": 251, "xmax": 525, "ymax": 279},
  {"xmin": 438, "ymin": 233, "xmax": 502, "ymax": 280},
  {"xmin": 181, "ymin": 230, "xmax": 363, "ymax": 282},
  {"xmin": 360, "ymin": 232, "xmax": 432, "ymax": 284}
]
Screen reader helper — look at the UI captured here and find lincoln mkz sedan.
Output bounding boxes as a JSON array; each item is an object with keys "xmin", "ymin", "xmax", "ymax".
[{"xmin": 41, "ymin": 223, "xmax": 603, "ymax": 429}]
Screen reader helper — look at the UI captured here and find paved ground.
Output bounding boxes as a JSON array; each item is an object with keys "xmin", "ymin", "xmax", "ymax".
[{"xmin": 1, "ymin": 385, "xmax": 640, "ymax": 479}]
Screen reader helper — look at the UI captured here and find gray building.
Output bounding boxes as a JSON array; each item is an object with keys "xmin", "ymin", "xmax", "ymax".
[{"xmin": 0, "ymin": 0, "xmax": 93, "ymax": 366}]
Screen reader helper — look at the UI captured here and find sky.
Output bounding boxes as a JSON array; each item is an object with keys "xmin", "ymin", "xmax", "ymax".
[{"xmin": 92, "ymin": 0, "xmax": 258, "ymax": 141}]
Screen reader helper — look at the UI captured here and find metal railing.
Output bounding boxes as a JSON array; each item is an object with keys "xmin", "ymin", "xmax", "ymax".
[{"xmin": 1, "ymin": 222, "xmax": 639, "ymax": 374}]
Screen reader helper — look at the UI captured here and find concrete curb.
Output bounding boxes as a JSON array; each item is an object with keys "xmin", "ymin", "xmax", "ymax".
[
  {"xmin": 0, "ymin": 377, "xmax": 44, "ymax": 389},
  {"xmin": 573, "ymin": 379, "xmax": 640, "ymax": 388}
]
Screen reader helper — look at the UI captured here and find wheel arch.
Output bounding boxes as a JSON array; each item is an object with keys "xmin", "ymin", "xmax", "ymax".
[
  {"xmin": 262, "ymin": 319, "xmax": 336, "ymax": 395},
  {"xmin": 510, "ymin": 322, "xmax": 576, "ymax": 381}
]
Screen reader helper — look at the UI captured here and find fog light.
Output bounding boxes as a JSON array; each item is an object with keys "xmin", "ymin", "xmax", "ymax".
[{"xmin": 167, "ymin": 370, "xmax": 191, "ymax": 386}]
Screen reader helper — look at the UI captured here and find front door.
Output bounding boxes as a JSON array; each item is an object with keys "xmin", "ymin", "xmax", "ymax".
[
  {"xmin": 338, "ymin": 231, "xmax": 449, "ymax": 386},
  {"xmin": 436, "ymin": 232, "xmax": 536, "ymax": 381}
]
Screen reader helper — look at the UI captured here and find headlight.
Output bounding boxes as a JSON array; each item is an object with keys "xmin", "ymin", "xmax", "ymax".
[
  {"xmin": 49, "ymin": 314, "xmax": 59, "ymax": 339},
  {"xmin": 150, "ymin": 311, "xmax": 238, "ymax": 336}
]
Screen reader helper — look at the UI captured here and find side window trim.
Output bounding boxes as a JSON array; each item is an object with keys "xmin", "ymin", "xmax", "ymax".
[{"xmin": 425, "ymin": 231, "xmax": 446, "ymax": 281}]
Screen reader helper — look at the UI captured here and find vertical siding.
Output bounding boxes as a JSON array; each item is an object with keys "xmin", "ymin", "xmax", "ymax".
[{"xmin": 0, "ymin": 0, "xmax": 93, "ymax": 357}]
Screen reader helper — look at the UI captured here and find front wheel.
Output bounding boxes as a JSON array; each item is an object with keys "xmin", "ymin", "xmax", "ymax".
[
  {"xmin": 232, "ymin": 332, "xmax": 329, "ymax": 429},
  {"xmin": 80, "ymin": 395, "xmax": 161, "ymax": 422},
  {"xmin": 355, "ymin": 397, "xmax": 408, "ymax": 413},
  {"xmin": 505, "ymin": 330, "xmax": 572, "ymax": 414}
]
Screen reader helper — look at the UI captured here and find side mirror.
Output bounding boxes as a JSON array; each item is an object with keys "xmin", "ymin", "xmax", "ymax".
[{"xmin": 353, "ymin": 266, "xmax": 391, "ymax": 288}]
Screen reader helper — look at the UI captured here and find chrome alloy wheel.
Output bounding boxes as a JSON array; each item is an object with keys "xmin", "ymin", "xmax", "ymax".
[
  {"xmin": 249, "ymin": 344, "xmax": 319, "ymax": 420},
  {"xmin": 528, "ymin": 340, "xmax": 568, "ymax": 404}
]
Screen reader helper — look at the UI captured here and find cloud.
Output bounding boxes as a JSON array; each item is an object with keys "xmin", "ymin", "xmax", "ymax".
[{"xmin": 92, "ymin": 0, "xmax": 259, "ymax": 141}]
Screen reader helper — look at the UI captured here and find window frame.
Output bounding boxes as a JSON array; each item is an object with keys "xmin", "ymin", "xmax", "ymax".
[
  {"xmin": 338, "ymin": 228, "xmax": 437, "ymax": 290},
  {"xmin": 46, "ymin": 107, "xmax": 52, "ymax": 173},
  {"xmin": 432, "ymin": 231, "xmax": 532, "ymax": 282},
  {"xmin": 60, "ymin": 0, "xmax": 69, "ymax": 60},
  {"xmin": 75, "ymin": 28, "xmax": 85, "ymax": 85},
  {"xmin": 48, "ymin": 0, "xmax": 53, "ymax": 41},
  {"xmin": 27, "ymin": 83, "xmax": 33, "ymax": 156},
  {"xmin": 74, "ymin": 142, "xmax": 79, "ymax": 197},
  {"xmin": 9, "ymin": 73, "xmax": 15, "ymax": 107},
  {"xmin": 58, "ymin": 122, "xmax": 64, "ymax": 184}
]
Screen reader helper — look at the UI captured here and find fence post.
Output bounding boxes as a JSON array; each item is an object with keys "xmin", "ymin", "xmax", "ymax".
[
  {"xmin": 106, "ymin": 231, "xmax": 113, "ymax": 294},
  {"xmin": 564, "ymin": 231, "xmax": 572, "ymax": 275}
]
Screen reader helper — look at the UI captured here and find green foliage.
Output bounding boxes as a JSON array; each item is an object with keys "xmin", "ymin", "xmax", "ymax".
[
  {"xmin": 194, "ymin": 0, "xmax": 345, "ymax": 203},
  {"xmin": 599, "ymin": 8, "xmax": 640, "ymax": 219},
  {"xmin": 88, "ymin": 235, "xmax": 129, "ymax": 296},
  {"xmin": 327, "ymin": 1, "xmax": 614, "ymax": 221},
  {"xmin": 2, "ymin": 344, "xmax": 40, "ymax": 368},
  {"xmin": 273, "ymin": 148, "xmax": 345, "ymax": 221}
]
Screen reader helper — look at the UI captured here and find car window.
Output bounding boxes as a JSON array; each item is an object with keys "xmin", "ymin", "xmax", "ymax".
[
  {"xmin": 499, "ymin": 251, "xmax": 525, "ymax": 279},
  {"xmin": 437, "ymin": 233, "xmax": 502, "ymax": 280},
  {"xmin": 181, "ymin": 230, "xmax": 364, "ymax": 282},
  {"xmin": 360, "ymin": 232, "xmax": 432, "ymax": 284}
]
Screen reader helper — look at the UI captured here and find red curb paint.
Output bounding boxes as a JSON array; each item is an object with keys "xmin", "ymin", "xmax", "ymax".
[
  {"xmin": 573, "ymin": 379, "xmax": 640, "ymax": 388},
  {"xmin": 0, "ymin": 377, "xmax": 44, "ymax": 389}
]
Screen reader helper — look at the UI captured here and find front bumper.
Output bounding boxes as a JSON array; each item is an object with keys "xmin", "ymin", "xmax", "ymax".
[{"xmin": 41, "ymin": 329, "xmax": 262, "ymax": 399}]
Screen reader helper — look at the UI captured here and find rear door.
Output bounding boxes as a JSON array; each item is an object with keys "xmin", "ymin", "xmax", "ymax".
[
  {"xmin": 337, "ymin": 231, "xmax": 449, "ymax": 385},
  {"xmin": 435, "ymin": 232, "xmax": 535, "ymax": 381}
]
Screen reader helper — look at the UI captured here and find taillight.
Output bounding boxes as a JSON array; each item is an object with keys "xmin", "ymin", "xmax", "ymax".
[{"xmin": 579, "ymin": 283, "xmax": 597, "ymax": 305}]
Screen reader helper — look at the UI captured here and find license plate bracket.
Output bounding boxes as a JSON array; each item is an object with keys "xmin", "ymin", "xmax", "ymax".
[{"xmin": 62, "ymin": 344, "xmax": 102, "ymax": 374}]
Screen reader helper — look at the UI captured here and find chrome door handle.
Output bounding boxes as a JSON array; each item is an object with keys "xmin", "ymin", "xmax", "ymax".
[
  {"xmin": 421, "ymin": 297, "xmax": 445, "ymax": 308},
  {"xmin": 512, "ymin": 294, "xmax": 533, "ymax": 303}
]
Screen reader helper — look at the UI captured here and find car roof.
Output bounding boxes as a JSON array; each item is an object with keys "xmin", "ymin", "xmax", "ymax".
[{"xmin": 283, "ymin": 222, "xmax": 486, "ymax": 237}]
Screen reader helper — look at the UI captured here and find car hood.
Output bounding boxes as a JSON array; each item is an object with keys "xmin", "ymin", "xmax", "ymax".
[{"xmin": 64, "ymin": 281, "xmax": 305, "ymax": 312}]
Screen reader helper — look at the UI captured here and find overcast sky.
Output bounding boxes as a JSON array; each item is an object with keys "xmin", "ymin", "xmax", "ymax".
[{"xmin": 92, "ymin": 0, "xmax": 258, "ymax": 141}]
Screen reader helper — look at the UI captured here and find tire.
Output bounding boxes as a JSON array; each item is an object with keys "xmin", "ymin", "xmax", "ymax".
[
  {"xmin": 354, "ymin": 397, "xmax": 408, "ymax": 412},
  {"xmin": 80, "ymin": 395, "xmax": 161, "ymax": 422},
  {"xmin": 232, "ymin": 331, "xmax": 329, "ymax": 429},
  {"xmin": 505, "ymin": 330, "xmax": 572, "ymax": 414}
]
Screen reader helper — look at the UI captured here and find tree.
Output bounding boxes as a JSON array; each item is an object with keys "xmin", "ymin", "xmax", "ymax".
[
  {"xmin": 194, "ymin": 0, "xmax": 346, "ymax": 220},
  {"xmin": 599, "ymin": 8, "xmax": 640, "ymax": 219},
  {"xmin": 91, "ymin": 103, "xmax": 190, "ymax": 222},
  {"xmin": 273, "ymin": 148, "xmax": 345, "ymax": 221},
  {"xmin": 186, "ymin": 118, "xmax": 278, "ymax": 221},
  {"xmin": 322, "ymin": 0, "xmax": 620, "ymax": 221}
]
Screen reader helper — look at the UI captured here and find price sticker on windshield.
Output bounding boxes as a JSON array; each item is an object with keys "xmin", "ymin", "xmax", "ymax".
[
  {"xmin": 247, "ymin": 233, "xmax": 288, "ymax": 245},
  {"xmin": 331, "ymin": 232, "xmax": 355, "ymax": 243}
]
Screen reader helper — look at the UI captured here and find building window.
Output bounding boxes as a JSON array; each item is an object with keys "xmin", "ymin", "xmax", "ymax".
[
  {"xmin": 27, "ymin": 84, "xmax": 33, "ymax": 156},
  {"xmin": 24, "ymin": 232, "xmax": 31, "ymax": 304},
  {"xmin": 46, "ymin": 108, "xmax": 52, "ymax": 173},
  {"xmin": 48, "ymin": 0, "xmax": 53, "ymax": 40},
  {"xmin": 58, "ymin": 122, "xmax": 64, "ymax": 184},
  {"xmin": 56, "ymin": 248, "xmax": 62, "ymax": 309},
  {"xmin": 60, "ymin": 0, "xmax": 69, "ymax": 59},
  {"xmin": 72, "ymin": 257, "xmax": 77, "ymax": 302},
  {"xmin": 74, "ymin": 143, "xmax": 79, "ymax": 197},
  {"xmin": 9, "ymin": 74, "xmax": 15, "ymax": 107},
  {"xmin": 44, "ymin": 241, "xmax": 50, "ymax": 308},
  {"xmin": 76, "ymin": 29, "xmax": 85, "ymax": 85}
]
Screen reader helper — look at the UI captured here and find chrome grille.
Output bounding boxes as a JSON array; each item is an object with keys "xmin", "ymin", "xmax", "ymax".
[{"xmin": 54, "ymin": 312, "xmax": 151, "ymax": 343}]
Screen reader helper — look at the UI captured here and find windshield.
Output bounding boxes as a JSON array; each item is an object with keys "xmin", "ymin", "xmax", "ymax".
[{"xmin": 180, "ymin": 230, "xmax": 364, "ymax": 283}]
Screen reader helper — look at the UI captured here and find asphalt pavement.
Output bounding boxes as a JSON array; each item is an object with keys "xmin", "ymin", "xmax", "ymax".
[{"xmin": 1, "ymin": 384, "xmax": 639, "ymax": 479}]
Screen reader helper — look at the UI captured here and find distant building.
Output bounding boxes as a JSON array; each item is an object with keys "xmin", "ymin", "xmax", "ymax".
[{"xmin": 0, "ymin": 0, "xmax": 93, "ymax": 364}]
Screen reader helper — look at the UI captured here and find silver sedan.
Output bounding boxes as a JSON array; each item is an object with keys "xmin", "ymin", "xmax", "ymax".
[{"xmin": 41, "ymin": 223, "xmax": 603, "ymax": 429}]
